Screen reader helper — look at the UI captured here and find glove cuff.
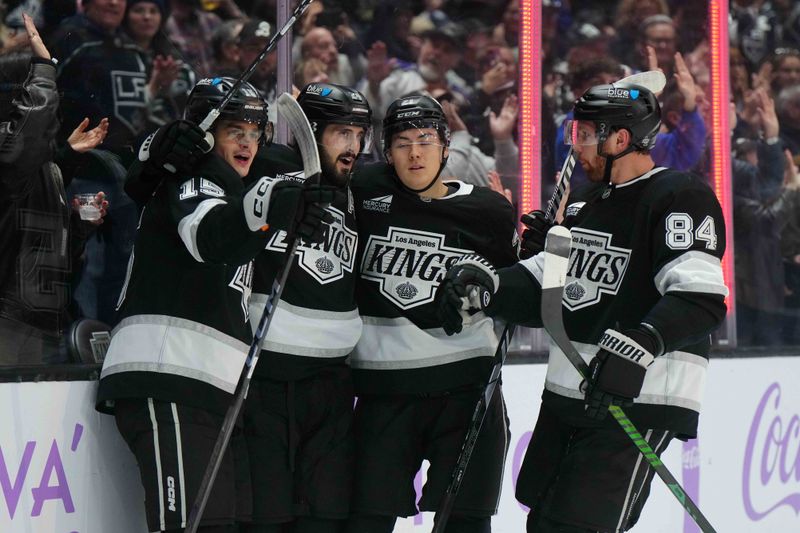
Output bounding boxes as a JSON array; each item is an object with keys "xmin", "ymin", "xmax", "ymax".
[
  {"xmin": 243, "ymin": 177, "xmax": 279, "ymax": 232},
  {"xmin": 598, "ymin": 329, "xmax": 655, "ymax": 369},
  {"xmin": 453, "ymin": 254, "xmax": 499, "ymax": 294}
]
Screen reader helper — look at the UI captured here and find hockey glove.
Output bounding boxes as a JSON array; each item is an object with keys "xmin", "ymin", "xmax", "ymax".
[
  {"xmin": 584, "ymin": 327, "xmax": 660, "ymax": 421},
  {"xmin": 519, "ymin": 209, "xmax": 555, "ymax": 259},
  {"xmin": 243, "ymin": 177, "xmax": 336, "ymax": 243},
  {"xmin": 139, "ymin": 120, "xmax": 213, "ymax": 175},
  {"xmin": 437, "ymin": 254, "xmax": 499, "ymax": 336}
]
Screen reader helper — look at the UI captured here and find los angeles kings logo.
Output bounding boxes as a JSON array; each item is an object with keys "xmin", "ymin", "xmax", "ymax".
[
  {"xmin": 361, "ymin": 227, "xmax": 471, "ymax": 309},
  {"xmin": 266, "ymin": 205, "xmax": 357, "ymax": 284},
  {"xmin": 563, "ymin": 228, "xmax": 631, "ymax": 311}
]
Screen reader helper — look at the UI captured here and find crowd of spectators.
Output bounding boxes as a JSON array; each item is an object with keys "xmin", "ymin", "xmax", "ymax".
[{"xmin": 2, "ymin": 0, "xmax": 800, "ymax": 364}]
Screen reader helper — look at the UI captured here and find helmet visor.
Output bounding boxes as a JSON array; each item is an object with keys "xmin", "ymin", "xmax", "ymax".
[
  {"xmin": 321, "ymin": 124, "xmax": 373, "ymax": 154},
  {"xmin": 563, "ymin": 119, "xmax": 602, "ymax": 146}
]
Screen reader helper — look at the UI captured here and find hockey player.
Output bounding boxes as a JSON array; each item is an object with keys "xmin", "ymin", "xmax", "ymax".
[
  {"xmin": 241, "ymin": 83, "xmax": 372, "ymax": 533},
  {"xmin": 345, "ymin": 94, "xmax": 519, "ymax": 533},
  {"xmin": 96, "ymin": 77, "xmax": 336, "ymax": 533},
  {"xmin": 437, "ymin": 82, "xmax": 728, "ymax": 532}
]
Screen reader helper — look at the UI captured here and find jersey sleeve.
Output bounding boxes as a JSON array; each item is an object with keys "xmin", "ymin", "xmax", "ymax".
[
  {"xmin": 164, "ymin": 172, "xmax": 268, "ymax": 265},
  {"xmin": 0, "ymin": 59, "xmax": 59, "ymax": 196},
  {"xmin": 642, "ymin": 181, "xmax": 728, "ymax": 351},
  {"xmin": 482, "ymin": 191, "xmax": 520, "ymax": 268}
]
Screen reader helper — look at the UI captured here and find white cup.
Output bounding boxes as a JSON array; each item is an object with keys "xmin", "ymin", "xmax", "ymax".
[{"xmin": 75, "ymin": 193, "xmax": 101, "ymax": 221}]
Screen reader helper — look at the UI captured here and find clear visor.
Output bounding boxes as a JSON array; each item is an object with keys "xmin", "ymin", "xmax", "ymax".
[
  {"xmin": 320, "ymin": 125, "xmax": 373, "ymax": 154},
  {"xmin": 563, "ymin": 119, "xmax": 601, "ymax": 146},
  {"xmin": 388, "ymin": 123, "xmax": 447, "ymax": 150}
]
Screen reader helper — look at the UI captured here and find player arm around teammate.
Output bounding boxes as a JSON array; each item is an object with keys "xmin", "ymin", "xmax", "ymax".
[
  {"xmin": 95, "ymin": 78, "xmax": 333, "ymax": 533},
  {"xmin": 437, "ymin": 82, "xmax": 728, "ymax": 532}
]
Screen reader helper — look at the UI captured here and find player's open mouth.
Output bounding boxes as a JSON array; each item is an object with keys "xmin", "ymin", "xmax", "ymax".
[
  {"xmin": 234, "ymin": 154, "xmax": 251, "ymax": 165},
  {"xmin": 338, "ymin": 156, "xmax": 353, "ymax": 167}
]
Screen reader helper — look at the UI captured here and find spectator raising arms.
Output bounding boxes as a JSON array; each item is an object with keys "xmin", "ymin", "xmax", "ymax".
[{"xmin": 0, "ymin": 14, "xmax": 108, "ymax": 365}]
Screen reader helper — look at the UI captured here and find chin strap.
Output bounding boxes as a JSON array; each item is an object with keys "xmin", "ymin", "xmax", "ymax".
[{"xmin": 601, "ymin": 144, "xmax": 638, "ymax": 183}]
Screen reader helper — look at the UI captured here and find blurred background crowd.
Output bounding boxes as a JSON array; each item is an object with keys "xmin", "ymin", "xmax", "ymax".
[{"xmin": 2, "ymin": 0, "xmax": 800, "ymax": 366}]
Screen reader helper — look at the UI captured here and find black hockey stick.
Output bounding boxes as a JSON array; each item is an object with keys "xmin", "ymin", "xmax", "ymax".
[
  {"xmin": 431, "ymin": 323, "xmax": 515, "ymax": 533},
  {"xmin": 540, "ymin": 226, "xmax": 717, "ymax": 533},
  {"xmin": 184, "ymin": 93, "xmax": 321, "ymax": 533},
  {"xmin": 196, "ymin": 0, "xmax": 315, "ymax": 133}
]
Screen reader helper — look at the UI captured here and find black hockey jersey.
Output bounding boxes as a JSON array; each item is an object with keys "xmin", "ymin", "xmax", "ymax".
[
  {"xmin": 350, "ymin": 163, "xmax": 519, "ymax": 395},
  {"xmin": 514, "ymin": 167, "xmax": 728, "ymax": 437},
  {"xmin": 50, "ymin": 15, "xmax": 149, "ymax": 155},
  {"xmin": 97, "ymin": 154, "xmax": 269, "ymax": 415},
  {"xmin": 246, "ymin": 144, "xmax": 361, "ymax": 381}
]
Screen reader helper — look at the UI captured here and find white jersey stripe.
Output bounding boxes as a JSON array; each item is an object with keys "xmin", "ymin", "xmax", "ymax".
[
  {"xmin": 352, "ymin": 315, "xmax": 497, "ymax": 370},
  {"xmin": 147, "ymin": 399, "xmax": 166, "ymax": 532},
  {"xmin": 171, "ymin": 403, "xmax": 187, "ymax": 527},
  {"xmin": 102, "ymin": 315, "xmax": 248, "ymax": 394},
  {"xmin": 177, "ymin": 199, "xmax": 227, "ymax": 263},
  {"xmin": 544, "ymin": 340, "xmax": 708, "ymax": 412},
  {"xmin": 249, "ymin": 296, "xmax": 363, "ymax": 357},
  {"xmin": 653, "ymin": 250, "xmax": 728, "ymax": 297}
]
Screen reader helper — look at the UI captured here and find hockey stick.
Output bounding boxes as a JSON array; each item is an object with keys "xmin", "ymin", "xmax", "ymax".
[
  {"xmin": 432, "ymin": 69, "xmax": 670, "ymax": 532},
  {"xmin": 540, "ymin": 225, "xmax": 717, "ymax": 533},
  {"xmin": 196, "ymin": 0, "xmax": 315, "ymax": 133},
  {"xmin": 184, "ymin": 93, "xmax": 321, "ymax": 533},
  {"xmin": 431, "ymin": 323, "xmax": 515, "ymax": 533}
]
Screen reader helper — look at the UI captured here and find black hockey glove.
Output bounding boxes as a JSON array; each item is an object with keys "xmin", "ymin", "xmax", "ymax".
[
  {"xmin": 519, "ymin": 209, "xmax": 555, "ymax": 260},
  {"xmin": 436, "ymin": 254, "xmax": 499, "ymax": 336},
  {"xmin": 584, "ymin": 327, "xmax": 661, "ymax": 421},
  {"xmin": 139, "ymin": 119, "xmax": 213, "ymax": 175},
  {"xmin": 243, "ymin": 177, "xmax": 336, "ymax": 243}
]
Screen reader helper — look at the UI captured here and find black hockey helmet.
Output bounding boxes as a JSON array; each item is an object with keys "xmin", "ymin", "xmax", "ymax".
[
  {"xmin": 568, "ymin": 82, "xmax": 661, "ymax": 152},
  {"xmin": 382, "ymin": 93, "xmax": 451, "ymax": 153},
  {"xmin": 297, "ymin": 82, "xmax": 373, "ymax": 151},
  {"xmin": 184, "ymin": 77, "xmax": 274, "ymax": 145}
]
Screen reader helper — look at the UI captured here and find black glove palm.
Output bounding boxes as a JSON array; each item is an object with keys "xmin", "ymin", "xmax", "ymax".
[
  {"xmin": 519, "ymin": 209, "xmax": 554, "ymax": 259},
  {"xmin": 584, "ymin": 328, "xmax": 658, "ymax": 421}
]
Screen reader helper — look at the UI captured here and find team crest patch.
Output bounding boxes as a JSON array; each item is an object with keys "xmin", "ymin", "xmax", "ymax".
[
  {"xmin": 562, "ymin": 228, "xmax": 631, "ymax": 311},
  {"xmin": 361, "ymin": 227, "xmax": 472, "ymax": 309},
  {"xmin": 111, "ymin": 70, "xmax": 148, "ymax": 134},
  {"xmin": 266, "ymin": 204, "xmax": 356, "ymax": 284}
]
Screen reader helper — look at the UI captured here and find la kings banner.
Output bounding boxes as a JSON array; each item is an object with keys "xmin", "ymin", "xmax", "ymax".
[{"xmin": 361, "ymin": 226, "xmax": 471, "ymax": 309}]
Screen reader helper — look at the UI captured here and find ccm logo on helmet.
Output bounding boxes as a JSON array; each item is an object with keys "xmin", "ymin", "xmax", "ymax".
[{"xmin": 396, "ymin": 111, "xmax": 421, "ymax": 118}]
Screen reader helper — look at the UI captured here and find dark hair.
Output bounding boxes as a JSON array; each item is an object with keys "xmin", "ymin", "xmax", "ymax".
[{"xmin": 569, "ymin": 58, "xmax": 624, "ymax": 90}]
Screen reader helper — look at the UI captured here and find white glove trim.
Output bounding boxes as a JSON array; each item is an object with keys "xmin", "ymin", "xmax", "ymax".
[{"xmin": 598, "ymin": 329, "xmax": 655, "ymax": 369}]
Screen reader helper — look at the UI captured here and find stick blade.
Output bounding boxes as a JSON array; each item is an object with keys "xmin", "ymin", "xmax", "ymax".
[
  {"xmin": 276, "ymin": 92, "xmax": 321, "ymax": 178},
  {"xmin": 619, "ymin": 70, "xmax": 667, "ymax": 94},
  {"xmin": 542, "ymin": 226, "xmax": 572, "ymax": 290}
]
